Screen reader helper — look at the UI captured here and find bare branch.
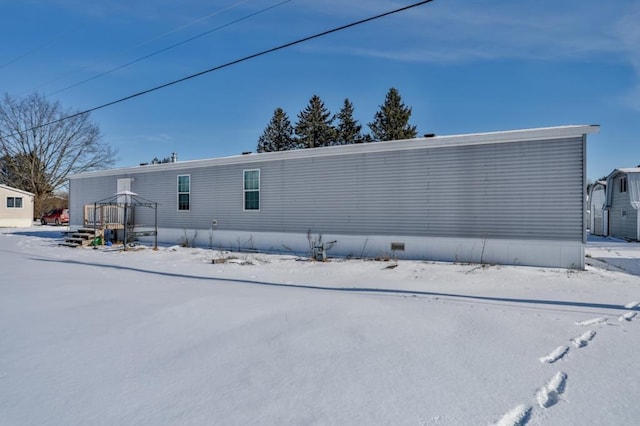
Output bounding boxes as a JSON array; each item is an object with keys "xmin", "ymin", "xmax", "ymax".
[{"xmin": 0, "ymin": 93, "xmax": 117, "ymax": 216}]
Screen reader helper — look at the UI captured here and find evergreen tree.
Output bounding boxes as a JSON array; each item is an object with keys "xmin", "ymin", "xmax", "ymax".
[
  {"xmin": 257, "ymin": 107, "xmax": 295, "ymax": 152},
  {"xmin": 334, "ymin": 98, "xmax": 362, "ymax": 145},
  {"xmin": 294, "ymin": 95, "xmax": 336, "ymax": 148},
  {"xmin": 368, "ymin": 87, "xmax": 418, "ymax": 141}
]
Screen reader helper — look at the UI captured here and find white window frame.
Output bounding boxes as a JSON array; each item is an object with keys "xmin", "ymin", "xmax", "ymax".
[
  {"xmin": 177, "ymin": 174, "xmax": 190, "ymax": 211},
  {"xmin": 6, "ymin": 197, "xmax": 23, "ymax": 208},
  {"xmin": 243, "ymin": 169, "xmax": 260, "ymax": 211}
]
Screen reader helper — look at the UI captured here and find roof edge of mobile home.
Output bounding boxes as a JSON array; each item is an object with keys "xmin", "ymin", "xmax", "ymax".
[
  {"xmin": 0, "ymin": 184, "xmax": 35, "ymax": 196},
  {"xmin": 69, "ymin": 124, "xmax": 599, "ymax": 179}
]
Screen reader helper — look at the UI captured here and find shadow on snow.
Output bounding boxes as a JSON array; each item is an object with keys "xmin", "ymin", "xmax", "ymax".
[
  {"xmin": 31, "ymin": 256, "xmax": 637, "ymax": 315},
  {"xmin": 8, "ymin": 230, "xmax": 67, "ymax": 240}
]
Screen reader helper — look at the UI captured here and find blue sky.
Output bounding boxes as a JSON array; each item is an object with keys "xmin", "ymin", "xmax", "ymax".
[{"xmin": 1, "ymin": 0, "xmax": 638, "ymax": 181}]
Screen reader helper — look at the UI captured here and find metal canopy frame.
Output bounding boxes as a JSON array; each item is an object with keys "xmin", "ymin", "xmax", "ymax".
[{"xmin": 91, "ymin": 191, "xmax": 158, "ymax": 250}]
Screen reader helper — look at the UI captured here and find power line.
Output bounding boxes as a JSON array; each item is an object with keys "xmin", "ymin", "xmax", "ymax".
[
  {"xmin": 46, "ymin": 0, "xmax": 292, "ymax": 97},
  {"xmin": 0, "ymin": 27, "xmax": 77, "ymax": 72},
  {"xmin": 1, "ymin": 41, "xmax": 56, "ymax": 71},
  {"xmin": 6, "ymin": 0, "xmax": 435, "ymax": 138},
  {"xmin": 20, "ymin": 0, "xmax": 263, "ymax": 95},
  {"xmin": 132, "ymin": 0, "xmax": 255, "ymax": 49}
]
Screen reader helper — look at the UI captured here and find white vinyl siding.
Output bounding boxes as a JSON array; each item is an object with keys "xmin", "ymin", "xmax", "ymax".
[
  {"xmin": 69, "ymin": 137, "xmax": 584, "ymax": 241},
  {"xmin": 0, "ymin": 185, "xmax": 34, "ymax": 227},
  {"xmin": 610, "ymin": 174, "xmax": 637, "ymax": 239},
  {"xmin": 177, "ymin": 175, "xmax": 190, "ymax": 211},
  {"xmin": 243, "ymin": 169, "xmax": 260, "ymax": 211}
]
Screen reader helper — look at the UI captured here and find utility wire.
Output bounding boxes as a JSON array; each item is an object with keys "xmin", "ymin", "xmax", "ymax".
[
  {"xmin": 0, "ymin": 27, "xmax": 77, "ymax": 71},
  {"xmin": 132, "ymin": 0, "xmax": 254, "ymax": 49},
  {"xmin": 21, "ymin": 0, "xmax": 263, "ymax": 95},
  {"xmin": 7, "ymin": 0, "xmax": 434, "ymax": 137},
  {"xmin": 1, "ymin": 42, "xmax": 55, "ymax": 71},
  {"xmin": 46, "ymin": 0, "xmax": 292, "ymax": 97}
]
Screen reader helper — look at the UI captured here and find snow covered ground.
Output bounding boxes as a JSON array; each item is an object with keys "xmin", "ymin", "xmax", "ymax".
[{"xmin": 1, "ymin": 228, "xmax": 639, "ymax": 425}]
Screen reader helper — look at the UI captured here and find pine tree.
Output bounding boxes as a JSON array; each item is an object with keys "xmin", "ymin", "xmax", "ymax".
[
  {"xmin": 257, "ymin": 107, "xmax": 295, "ymax": 152},
  {"xmin": 334, "ymin": 98, "xmax": 362, "ymax": 145},
  {"xmin": 368, "ymin": 87, "xmax": 418, "ymax": 141},
  {"xmin": 294, "ymin": 95, "xmax": 336, "ymax": 149}
]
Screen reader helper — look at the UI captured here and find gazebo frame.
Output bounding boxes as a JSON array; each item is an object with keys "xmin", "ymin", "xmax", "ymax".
[{"xmin": 84, "ymin": 191, "xmax": 158, "ymax": 250}]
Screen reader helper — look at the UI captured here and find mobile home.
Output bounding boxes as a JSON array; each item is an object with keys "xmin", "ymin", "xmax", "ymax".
[
  {"xmin": 69, "ymin": 125, "xmax": 599, "ymax": 268},
  {"xmin": 0, "ymin": 184, "xmax": 34, "ymax": 227}
]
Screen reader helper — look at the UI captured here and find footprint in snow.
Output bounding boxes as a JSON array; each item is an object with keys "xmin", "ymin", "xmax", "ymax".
[
  {"xmin": 575, "ymin": 317, "xmax": 607, "ymax": 326},
  {"xmin": 539, "ymin": 345, "xmax": 569, "ymax": 364},
  {"xmin": 571, "ymin": 330, "xmax": 596, "ymax": 348},
  {"xmin": 624, "ymin": 301, "xmax": 639, "ymax": 310},
  {"xmin": 536, "ymin": 372, "xmax": 568, "ymax": 409},
  {"xmin": 618, "ymin": 312, "xmax": 637, "ymax": 322},
  {"xmin": 493, "ymin": 404, "xmax": 531, "ymax": 426}
]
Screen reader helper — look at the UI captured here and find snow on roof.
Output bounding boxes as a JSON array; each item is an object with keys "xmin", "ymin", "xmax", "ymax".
[
  {"xmin": 114, "ymin": 190, "xmax": 139, "ymax": 196},
  {"xmin": 605, "ymin": 167, "xmax": 640, "ymax": 180},
  {"xmin": 616, "ymin": 168, "xmax": 640, "ymax": 174}
]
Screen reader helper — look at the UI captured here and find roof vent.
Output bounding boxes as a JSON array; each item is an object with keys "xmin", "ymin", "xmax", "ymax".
[{"xmin": 423, "ymin": 133, "xmax": 435, "ymax": 138}]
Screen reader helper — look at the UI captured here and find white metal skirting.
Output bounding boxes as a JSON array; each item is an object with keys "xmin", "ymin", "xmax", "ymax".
[{"xmin": 133, "ymin": 228, "xmax": 584, "ymax": 269}]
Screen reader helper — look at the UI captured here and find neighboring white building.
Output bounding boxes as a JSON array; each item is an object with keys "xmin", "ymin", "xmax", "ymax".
[
  {"xmin": 604, "ymin": 168, "xmax": 640, "ymax": 240},
  {"xmin": 0, "ymin": 184, "xmax": 34, "ymax": 227}
]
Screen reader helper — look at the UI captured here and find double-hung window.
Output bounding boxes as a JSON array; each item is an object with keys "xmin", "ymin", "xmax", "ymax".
[
  {"xmin": 177, "ymin": 175, "xmax": 190, "ymax": 211},
  {"xmin": 620, "ymin": 176, "xmax": 628, "ymax": 193},
  {"xmin": 6, "ymin": 197, "xmax": 23, "ymax": 208},
  {"xmin": 243, "ymin": 169, "xmax": 260, "ymax": 211}
]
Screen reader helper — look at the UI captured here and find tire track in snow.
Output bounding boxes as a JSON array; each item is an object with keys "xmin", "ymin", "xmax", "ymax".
[
  {"xmin": 571, "ymin": 330, "xmax": 596, "ymax": 348},
  {"xmin": 493, "ymin": 404, "xmax": 531, "ymax": 426},
  {"xmin": 539, "ymin": 345, "xmax": 569, "ymax": 363},
  {"xmin": 536, "ymin": 372, "xmax": 567, "ymax": 409}
]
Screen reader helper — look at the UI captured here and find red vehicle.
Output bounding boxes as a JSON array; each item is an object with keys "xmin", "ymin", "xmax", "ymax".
[{"xmin": 41, "ymin": 208, "xmax": 69, "ymax": 226}]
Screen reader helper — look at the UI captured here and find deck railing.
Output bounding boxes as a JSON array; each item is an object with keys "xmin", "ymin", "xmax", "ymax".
[{"xmin": 83, "ymin": 205, "xmax": 126, "ymax": 229}]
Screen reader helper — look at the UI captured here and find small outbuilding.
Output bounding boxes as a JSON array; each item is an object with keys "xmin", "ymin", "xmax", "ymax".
[
  {"xmin": 0, "ymin": 184, "xmax": 34, "ymax": 227},
  {"xmin": 588, "ymin": 181, "xmax": 607, "ymax": 236},
  {"xmin": 604, "ymin": 168, "xmax": 640, "ymax": 240}
]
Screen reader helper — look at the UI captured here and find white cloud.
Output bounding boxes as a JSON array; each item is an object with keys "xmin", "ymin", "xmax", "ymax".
[
  {"xmin": 143, "ymin": 133, "xmax": 173, "ymax": 143},
  {"xmin": 612, "ymin": 4, "xmax": 640, "ymax": 110},
  {"xmin": 308, "ymin": 0, "xmax": 627, "ymax": 63},
  {"xmin": 302, "ymin": 0, "xmax": 640, "ymax": 111}
]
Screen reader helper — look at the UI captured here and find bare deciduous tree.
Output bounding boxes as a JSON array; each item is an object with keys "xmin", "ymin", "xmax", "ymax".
[{"xmin": 0, "ymin": 93, "xmax": 116, "ymax": 216}]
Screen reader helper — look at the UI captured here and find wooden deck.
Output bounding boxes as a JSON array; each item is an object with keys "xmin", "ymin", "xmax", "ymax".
[
  {"xmin": 61, "ymin": 204, "xmax": 157, "ymax": 249},
  {"xmin": 83, "ymin": 205, "xmax": 127, "ymax": 229}
]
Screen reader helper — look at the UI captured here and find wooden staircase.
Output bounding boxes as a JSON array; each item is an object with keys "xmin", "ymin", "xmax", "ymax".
[{"xmin": 60, "ymin": 228, "xmax": 104, "ymax": 248}]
